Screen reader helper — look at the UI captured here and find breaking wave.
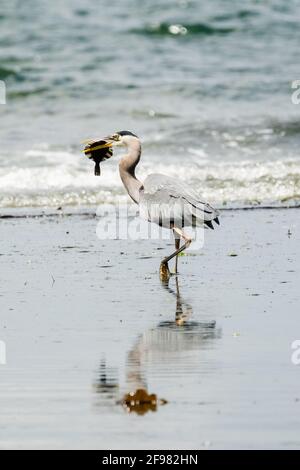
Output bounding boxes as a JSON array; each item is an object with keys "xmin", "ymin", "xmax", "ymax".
[{"xmin": 0, "ymin": 147, "xmax": 299, "ymax": 210}]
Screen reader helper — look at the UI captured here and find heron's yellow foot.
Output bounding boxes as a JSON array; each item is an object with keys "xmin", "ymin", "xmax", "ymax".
[{"xmin": 159, "ymin": 261, "xmax": 170, "ymax": 281}]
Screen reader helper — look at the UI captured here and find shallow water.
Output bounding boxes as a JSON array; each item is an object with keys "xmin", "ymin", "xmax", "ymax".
[
  {"xmin": 0, "ymin": 209, "xmax": 299, "ymax": 449},
  {"xmin": 1, "ymin": 0, "xmax": 300, "ymax": 208}
]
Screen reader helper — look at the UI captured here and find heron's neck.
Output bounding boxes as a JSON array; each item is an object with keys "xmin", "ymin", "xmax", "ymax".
[{"xmin": 119, "ymin": 140, "xmax": 143, "ymax": 204}]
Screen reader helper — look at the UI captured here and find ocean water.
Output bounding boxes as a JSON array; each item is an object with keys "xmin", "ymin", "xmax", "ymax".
[{"xmin": 0, "ymin": 0, "xmax": 300, "ymax": 210}]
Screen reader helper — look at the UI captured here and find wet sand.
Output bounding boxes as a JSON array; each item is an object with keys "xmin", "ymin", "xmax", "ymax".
[{"xmin": 0, "ymin": 208, "xmax": 299, "ymax": 450}]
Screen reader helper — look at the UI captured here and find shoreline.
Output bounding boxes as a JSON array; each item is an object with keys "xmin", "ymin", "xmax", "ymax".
[{"xmin": 0, "ymin": 203, "xmax": 300, "ymax": 220}]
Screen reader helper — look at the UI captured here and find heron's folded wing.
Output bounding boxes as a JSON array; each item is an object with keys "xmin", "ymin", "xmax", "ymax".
[{"xmin": 141, "ymin": 174, "xmax": 219, "ymax": 225}]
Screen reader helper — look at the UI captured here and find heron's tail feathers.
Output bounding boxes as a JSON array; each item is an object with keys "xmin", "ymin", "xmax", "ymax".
[
  {"xmin": 190, "ymin": 198, "xmax": 220, "ymax": 228},
  {"xmin": 204, "ymin": 220, "xmax": 214, "ymax": 230}
]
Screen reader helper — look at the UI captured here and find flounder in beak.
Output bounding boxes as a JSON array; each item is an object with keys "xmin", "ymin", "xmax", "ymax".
[{"xmin": 83, "ymin": 139, "xmax": 114, "ymax": 176}]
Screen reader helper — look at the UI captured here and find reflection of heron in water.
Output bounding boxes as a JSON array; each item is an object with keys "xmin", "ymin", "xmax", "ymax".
[
  {"xmin": 93, "ymin": 278, "xmax": 220, "ymax": 414},
  {"xmin": 162, "ymin": 276, "xmax": 195, "ymax": 326},
  {"xmin": 93, "ymin": 358, "xmax": 119, "ymax": 398}
]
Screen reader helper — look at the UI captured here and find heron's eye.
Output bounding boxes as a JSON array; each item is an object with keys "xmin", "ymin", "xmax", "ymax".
[{"xmin": 112, "ymin": 133, "xmax": 120, "ymax": 141}]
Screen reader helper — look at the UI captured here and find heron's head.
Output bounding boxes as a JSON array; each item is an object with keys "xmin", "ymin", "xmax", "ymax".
[
  {"xmin": 106, "ymin": 130, "xmax": 139, "ymax": 147},
  {"xmin": 83, "ymin": 131, "xmax": 139, "ymax": 175}
]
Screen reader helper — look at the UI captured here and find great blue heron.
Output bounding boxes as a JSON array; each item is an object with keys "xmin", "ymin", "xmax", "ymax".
[{"xmin": 84, "ymin": 130, "xmax": 220, "ymax": 279}]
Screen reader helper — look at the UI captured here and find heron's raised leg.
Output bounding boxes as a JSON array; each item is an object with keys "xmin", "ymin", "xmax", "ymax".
[{"xmin": 159, "ymin": 227, "xmax": 192, "ymax": 281}]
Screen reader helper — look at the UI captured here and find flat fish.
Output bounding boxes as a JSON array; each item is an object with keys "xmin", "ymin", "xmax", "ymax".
[{"xmin": 84, "ymin": 139, "xmax": 114, "ymax": 176}]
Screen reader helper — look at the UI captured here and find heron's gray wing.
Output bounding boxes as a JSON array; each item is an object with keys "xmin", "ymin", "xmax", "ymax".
[{"xmin": 140, "ymin": 173, "xmax": 219, "ymax": 228}]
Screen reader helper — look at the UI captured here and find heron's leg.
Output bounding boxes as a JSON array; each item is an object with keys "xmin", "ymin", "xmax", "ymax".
[
  {"xmin": 175, "ymin": 237, "xmax": 180, "ymax": 274},
  {"xmin": 160, "ymin": 227, "xmax": 192, "ymax": 280},
  {"xmin": 173, "ymin": 227, "xmax": 192, "ymax": 244},
  {"xmin": 163, "ymin": 239, "xmax": 191, "ymax": 265}
]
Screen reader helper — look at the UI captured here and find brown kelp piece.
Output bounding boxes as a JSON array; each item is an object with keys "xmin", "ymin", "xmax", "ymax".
[{"xmin": 122, "ymin": 388, "xmax": 167, "ymax": 415}]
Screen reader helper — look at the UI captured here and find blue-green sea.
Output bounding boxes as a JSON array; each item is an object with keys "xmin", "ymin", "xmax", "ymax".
[{"xmin": 0, "ymin": 0, "xmax": 300, "ymax": 209}]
